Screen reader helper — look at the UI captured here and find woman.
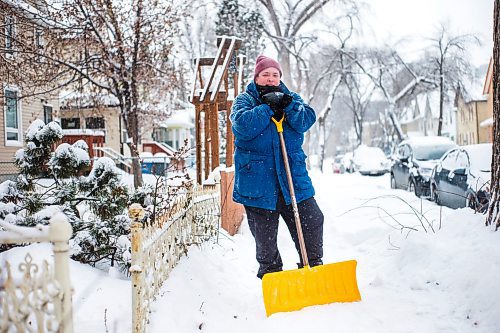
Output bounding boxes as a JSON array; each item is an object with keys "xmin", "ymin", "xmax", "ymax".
[{"xmin": 230, "ymin": 55, "xmax": 324, "ymax": 279}]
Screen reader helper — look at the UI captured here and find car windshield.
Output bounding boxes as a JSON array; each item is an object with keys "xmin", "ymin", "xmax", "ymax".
[{"xmin": 413, "ymin": 144, "xmax": 455, "ymax": 161}]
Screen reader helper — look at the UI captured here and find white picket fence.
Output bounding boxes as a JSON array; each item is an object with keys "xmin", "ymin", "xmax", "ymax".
[
  {"xmin": 0, "ymin": 184, "xmax": 220, "ymax": 333},
  {"xmin": 129, "ymin": 183, "xmax": 221, "ymax": 333},
  {"xmin": 0, "ymin": 213, "xmax": 74, "ymax": 333}
]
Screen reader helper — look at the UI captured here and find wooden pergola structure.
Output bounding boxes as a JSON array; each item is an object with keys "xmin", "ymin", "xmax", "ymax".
[{"xmin": 189, "ymin": 36, "xmax": 245, "ymax": 184}]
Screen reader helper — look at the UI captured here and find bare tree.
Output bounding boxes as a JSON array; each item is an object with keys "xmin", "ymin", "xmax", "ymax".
[
  {"xmin": 0, "ymin": 2, "xmax": 70, "ymax": 99},
  {"xmin": 256, "ymin": 0, "xmax": 356, "ymax": 88},
  {"xmin": 1, "ymin": 0, "xmax": 185, "ymax": 188},
  {"xmin": 304, "ymin": 12, "xmax": 359, "ymax": 171},
  {"xmin": 343, "ymin": 71, "xmax": 375, "ymax": 145},
  {"xmin": 426, "ymin": 24, "xmax": 480, "ymax": 136},
  {"xmin": 180, "ymin": 0, "xmax": 218, "ymax": 73},
  {"xmin": 486, "ymin": 0, "xmax": 499, "ymax": 229},
  {"xmin": 351, "ymin": 49, "xmax": 437, "ymax": 146}
]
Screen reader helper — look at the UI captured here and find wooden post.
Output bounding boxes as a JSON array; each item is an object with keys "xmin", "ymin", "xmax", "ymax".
[
  {"xmin": 195, "ymin": 104, "xmax": 202, "ymax": 185},
  {"xmin": 128, "ymin": 204, "xmax": 145, "ymax": 333},
  {"xmin": 204, "ymin": 106, "xmax": 211, "ymax": 181},
  {"xmin": 225, "ymin": 70, "xmax": 240, "ymax": 167},
  {"xmin": 220, "ymin": 170, "xmax": 244, "ymax": 235},
  {"xmin": 226, "ymin": 101, "xmax": 234, "ymax": 167},
  {"xmin": 210, "ymin": 103, "xmax": 220, "ymax": 168}
]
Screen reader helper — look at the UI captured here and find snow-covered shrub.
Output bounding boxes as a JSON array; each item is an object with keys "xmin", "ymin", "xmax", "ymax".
[
  {"xmin": 71, "ymin": 214, "xmax": 131, "ymax": 268},
  {"xmin": 0, "ymin": 119, "xmax": 131, "ymax": 270},
  {"xmin": 14, "ymin": 119, "xmax": 63, "ymax": 177},
  {"xmin": 49, "ymin": 142, "xmax": 90, "ymax": 178},
  {"xmin": 128, "ymin": 183, "xmax": 154, "ymax": 207}
]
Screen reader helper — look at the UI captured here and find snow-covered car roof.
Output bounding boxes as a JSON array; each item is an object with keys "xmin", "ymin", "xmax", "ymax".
[
  {"xmin": 461, "ymin": 143, "xmax": 492, "ymax": 175},
  {"xmin": 400, "ymin": 136, "xmax": 455, "ymax": 147}
]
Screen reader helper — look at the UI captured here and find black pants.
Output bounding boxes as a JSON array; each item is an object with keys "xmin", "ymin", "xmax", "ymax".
[{"xmin": 245, "ymin": 196, "xmax": 324, "ymax": 279}]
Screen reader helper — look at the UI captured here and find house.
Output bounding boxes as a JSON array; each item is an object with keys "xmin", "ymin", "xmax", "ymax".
[
  {"xmin": 59, "ymin": 90, "xmax": 188, "ymax": 172},
  {"xmin": 479, "ymin": 58, "xmax": 493, "ymax": 143},
  {"xmin": 400, "ymin": 91, "xmax": 456, "ymax": 140},
  {"xmin": 455, "ymin": 62, "xmax": 491, "ymax": 145},
  {"xmin": 152, "ymin": 108, "xmax": 194, "ymax": 151},
  {"xmin": 58, "ymin": 91, "xmax": 129, "ymax": 158},
  {"xmin": 0, "ymin": 1, "xmax": 60, "ymax": 181}
]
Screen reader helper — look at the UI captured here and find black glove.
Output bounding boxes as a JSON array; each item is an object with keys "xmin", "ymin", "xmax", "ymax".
[
  {"xmin": 262, "ymin": 92, "xmax": 293, "ymax": 120},
  {"xmin": 272, "ymin": 108, "xmax": 285, "ymax": 121},
  {"xmin": 256, "ymin": 84, "xmax": 282, "ymax": 97}
]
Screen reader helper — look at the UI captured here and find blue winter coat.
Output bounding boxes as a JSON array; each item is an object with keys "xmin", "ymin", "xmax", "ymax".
[{"xmin": 230, "ymin": 81, "xmax": 316, "ymax": 210}]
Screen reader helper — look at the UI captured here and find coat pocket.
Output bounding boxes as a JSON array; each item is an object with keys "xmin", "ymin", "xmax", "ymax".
[
  {"xmin": 288, "ymin": 150, "xmax": 312, "ymax": 190},
  {"xmin": 235, "ymin": 154, "xmax": 267, "ymax": 198}
]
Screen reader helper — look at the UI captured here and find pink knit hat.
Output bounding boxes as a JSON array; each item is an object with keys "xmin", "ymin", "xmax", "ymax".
[{"xmin": 254, "ymin": 55, "xmax": 282, "ymax": 79}]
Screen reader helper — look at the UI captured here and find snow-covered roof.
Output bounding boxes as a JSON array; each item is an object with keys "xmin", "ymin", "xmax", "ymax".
[
  {"xmin": 158, "ymin": 109, "xmax": 194, "ymax": 129},
  {"xmin": 3, "ymin": 0, "xmax": 59, "ymax": 28},
  {"xmin": 401, "ymin": 90, "xmax": 455, "ymax": 124},
  {"xmin": 461, "ymin": 65, "xmax": 489, "ymax": 103},
  {"xmin": 59, "ymin": 90, "xmax": 120, "ymax": 109}
]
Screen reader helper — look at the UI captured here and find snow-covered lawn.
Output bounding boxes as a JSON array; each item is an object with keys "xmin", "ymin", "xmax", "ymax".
[{"xmin": 2, "ymin": 171, "xmax": 499, "ymax": 333}]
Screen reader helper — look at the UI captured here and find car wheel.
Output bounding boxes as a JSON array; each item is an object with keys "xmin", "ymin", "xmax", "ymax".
[
  {"xmin": 390, "ymin": 174, "xmax": 396, "ymax": 189},
  {"xmin": 430, "ymin": 184, "xmax": 436, "ymax": 202},
  {"xmin": 434, "ymin": 186, "xmax": 441, "ymax": 205},
  {"xmin": 466, "ymin": 192, "xmax": 478, "ymax": 211},
  {"xmin": 408, "ymin": 179, "xmax": 420, "ymax": 197}
]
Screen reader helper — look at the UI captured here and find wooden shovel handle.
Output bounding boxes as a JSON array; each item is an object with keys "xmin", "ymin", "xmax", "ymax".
[{"xmin": 276, "ymin": 130, "xmax": 309, "ymax": 267}]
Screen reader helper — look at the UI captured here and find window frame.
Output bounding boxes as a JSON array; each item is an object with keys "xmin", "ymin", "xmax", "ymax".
[
  {"xmin": 61, "ymin": 117, "xmax": 81, "ymax": 130},
  {"xmin": 85, "ymin": 116, "xmax": 105, "ymax": 129},
  {"xmin": 34, "ymin": 26, "xmax": 44, "ymax": 49},
  {"xmin": 43, "ymin": 103, "xmax": 53, "ymax": 124},
  {"xmin": 3, "ymin": 86, "xmax": 23, "ymax": 146},
  {"xmin": 5, "ymin": 16, "xmax": 16, "ymax": 58}
]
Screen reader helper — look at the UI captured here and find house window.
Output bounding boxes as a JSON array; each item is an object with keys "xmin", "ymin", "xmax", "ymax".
[
  {"xmin": 5, "ymin": 16, "xmax": 15, "ymax": 56},
  {"xmin": 85, "ymin": 117, "xmax": 105, "ymax": 129},
  {"xmin": 61, "ymin": 118, "xmax": 80, "ymax": 129},
  {"xmin": 34, "ymin": 27, "xmax": 43, "ymax": 49},
  {"xmin": 4, "ymin": 89, "xmax": 22, "ymax": 144},
  {"xmin": 43, "ymin": 105, "xmax": 53, "ymax": 124}
]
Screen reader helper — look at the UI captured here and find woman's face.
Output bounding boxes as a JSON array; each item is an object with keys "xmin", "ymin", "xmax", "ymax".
[{"xmin": 255, "ymin": 67, "xmax": 280, "ymax": 86}]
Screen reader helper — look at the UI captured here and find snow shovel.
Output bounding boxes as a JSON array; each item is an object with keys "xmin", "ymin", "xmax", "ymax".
[{"xmin": 262, "ymin": 116, "xmax": 361, "ymax": 317}]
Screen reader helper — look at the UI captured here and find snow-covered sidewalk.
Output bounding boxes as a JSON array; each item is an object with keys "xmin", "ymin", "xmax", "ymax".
[
  {"xmin": 146, "ymin": 171, "xmax": 500, "ymax": 333},
  {"xmin": 2, "ymin": 171, "xmax": 500, "ymax": 333}
]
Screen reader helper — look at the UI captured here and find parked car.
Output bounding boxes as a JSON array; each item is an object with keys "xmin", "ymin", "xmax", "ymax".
[
  {"xmin": 332, "ymin": 155, "xmax": 345, "ymax": 174},
  {"xmin": 341, "ymin": 152, "xmax": 355, "ymax": 173},
  {"xmin": 390, "ymin": 136, "xmax": 457, "ymax": 197},
  {"xmin": 353, "ymin": 145, "xmax": 391, "ymax": 176},
  {"xmin": 430, "ymin": 143, "xmax": 492, "ymax": 212}
]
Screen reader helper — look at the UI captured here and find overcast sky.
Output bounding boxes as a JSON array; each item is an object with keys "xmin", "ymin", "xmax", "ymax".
[{"xmin": 362, "ymin": 0, "xmax": 493, "ymax": 66}]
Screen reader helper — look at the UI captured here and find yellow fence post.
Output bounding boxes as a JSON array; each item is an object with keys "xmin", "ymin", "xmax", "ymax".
[{"xmin": 129, "ymin": 203, "xmax": 145, "ymax": 333}]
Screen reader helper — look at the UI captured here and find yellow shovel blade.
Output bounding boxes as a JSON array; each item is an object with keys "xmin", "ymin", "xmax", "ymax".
[{"xmin": 262, "ymin": 260, "xmax": 361, "ymax": 316}]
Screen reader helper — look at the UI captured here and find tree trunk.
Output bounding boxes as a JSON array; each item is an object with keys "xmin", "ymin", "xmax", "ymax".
[
  {"xmin": 487, "ymin": 0, "xmax": 499, "ymax": 229},
  {"xmin": 437, "ymin": 68, "xmax": 444, "ymax": 136},
  {"xmin": 318, "ymin": 117, "xmax": 325, "ymax": 173},
  {"xmin": 124, "ymin": 110, "xmax": 144, "ymax": 189},
  {"xmin": 278, "ymin": 50, "xmax": 293, "ymax": 89},
  {"xmin": 387, "ymin": 103, "xmax": 405, "ymax": 141}
]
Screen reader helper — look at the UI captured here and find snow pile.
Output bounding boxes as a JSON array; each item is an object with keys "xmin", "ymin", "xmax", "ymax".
[{"xmin": 2, "ymin": 164, "xmax": 499, "ymax": 333}]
